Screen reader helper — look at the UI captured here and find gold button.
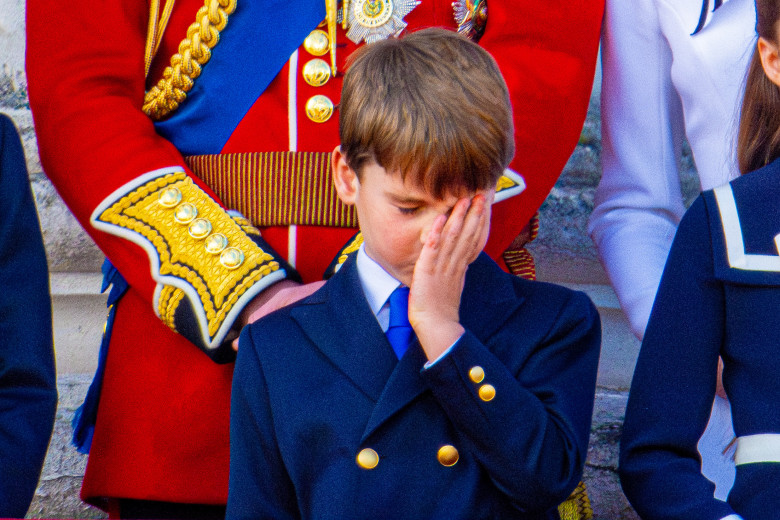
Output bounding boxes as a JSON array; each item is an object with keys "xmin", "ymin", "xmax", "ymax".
[
  {"xmin": 173, "ymin": 202, "xmax": 198, "ymax": 224},
  {"xmin": 220, "ymin": 247, "xmax": 245, "ymax": 269},
  {"xmin": 303, "ymin": 29, "xmax": 330, "ymax": 56},
  {"xmin": 356, "ymin": 448, "xmax": 379, "ymax": 469},
  {"xmin": 204, "ymin": 233, "xmax": 229, "ymax": 254},
  {"xmin": 305, "ymin": 95, "xmax": 334, "ymax": 123},
  {"xmin": 188, "ymin": 218, "xmax": 212, "ymax": 239},
  {"xmin": 437, "ymin": 445, "xmax": 459, "ymax": 467},
  {"xmin": 302, "ymin": 58, "xmax": 332, "ymax": 87},
  {"xmin": 158, "ymin": 187, "xmax": 183, "ymax": 208},
  {"xmin": 469, "ymin": 366, "xmax": 485, "ymax": 383},
  {"xmin": 478, "ymin": 384, "xmax": 496, "ymax": 402}
]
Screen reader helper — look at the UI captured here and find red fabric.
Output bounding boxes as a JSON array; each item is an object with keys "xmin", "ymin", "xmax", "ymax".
[{"xmin": 26, "ymin": 0, "xmax": 602, "ymax": 507}]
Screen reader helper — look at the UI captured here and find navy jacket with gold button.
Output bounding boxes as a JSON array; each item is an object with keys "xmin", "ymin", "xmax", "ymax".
[
  {"xmin": 229, "ymin": 252, "xmax": 601, "ymax": 519},
  {"xmin": 620, "ymin": 157, "xmax": 780, "ymax": 520}
]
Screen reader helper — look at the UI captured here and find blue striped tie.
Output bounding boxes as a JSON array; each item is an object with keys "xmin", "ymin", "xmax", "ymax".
[{"xmin": 386, "ymin": 286, "xmax": 414, "ymax": 359}]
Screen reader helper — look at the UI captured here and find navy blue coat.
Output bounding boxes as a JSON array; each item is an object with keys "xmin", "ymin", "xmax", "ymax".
[
  {"xmin": 0, "ymin": 114, "xmax": 57, "ymax": 516},
  {"xmin": 620, "ymin": 157, "xmax": 780, "ymax": 520},
  {"xmin": 228, "ymin": 252, "xmax": 601, "ymax": 519}
]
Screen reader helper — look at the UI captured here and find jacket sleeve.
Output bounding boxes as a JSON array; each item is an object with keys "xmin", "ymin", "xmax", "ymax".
[
  {"xmin": 25, "ymin": 0, "xmax": 292, "ymax": 359},
  {"xmin": 587, "ymin": 0, "xmax": 687, "ymax": 339},
  {"xmin": 0, "ymin": 114, "xmax": 57, "ymax": 517},
  {"xmin": 619, "ymin": 196, "xmax": 736, "ymax": 519},
  {"xmin": 478, "ymin": 0, "xmax": 603, "ymax": 258},
  {"xmin": 228, "ymin": 326, "xmax": 298, "ymax": 520},
  {"xmin": 421, "ymin": 290, "xmax": 601, "ymax": 513}
]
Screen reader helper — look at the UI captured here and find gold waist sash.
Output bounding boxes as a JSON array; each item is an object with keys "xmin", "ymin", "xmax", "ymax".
[
  {"xmin": 186, "ymin": 151, "xmax": 357, "ymax": 228},
  {"xmin": 186, "ymin": 151, "xmax": 524, "ymax": 229}
]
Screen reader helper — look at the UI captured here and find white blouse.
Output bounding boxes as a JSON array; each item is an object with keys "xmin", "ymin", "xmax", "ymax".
[{"xmin": 590, "ymin": 0, "xmax": 756, "ymax": 339}]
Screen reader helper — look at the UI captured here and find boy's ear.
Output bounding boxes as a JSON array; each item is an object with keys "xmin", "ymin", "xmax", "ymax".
[
  {"xmin": 759, "ymin": 36, "xmax": 780, "ymax": 88},
  {"xmin": 332, "ymin": 146, "xmax": 358, "ymax": 205}
]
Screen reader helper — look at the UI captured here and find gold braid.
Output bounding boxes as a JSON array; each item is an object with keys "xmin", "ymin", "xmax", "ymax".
[{"xmin": 142, "ymin": 0, "xmax": 237, "ymax": 120}]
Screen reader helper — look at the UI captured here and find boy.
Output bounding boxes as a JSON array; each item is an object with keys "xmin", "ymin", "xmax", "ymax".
[{"xmin": 228, "ymin": 28, "xmax": 601, "ymax": 520}]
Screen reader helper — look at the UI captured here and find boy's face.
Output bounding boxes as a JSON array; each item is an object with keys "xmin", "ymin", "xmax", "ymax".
[{"xmin": 332, "ymin": 148, "xmax": 494, "ymax": 287}]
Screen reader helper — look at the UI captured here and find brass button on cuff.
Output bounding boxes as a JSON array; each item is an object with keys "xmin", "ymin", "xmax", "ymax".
[
  {"xmin": 204, "ymin": 233, "xmax": 229, "ymax": 254},
  {"xmin": 173, "ymin": 202, "xmax": 198, "ymax": 224},
  {"xmin": 188, "ymin": 218, "xmax": 213, "ymax": 239},
  {"xmin": 303, "ymin": 29, "xmax": 330, "ymax": 56},
  {"xmin": 303, "ymin": 58, "xmax": 332, "ymax": 87},
  {"xmin": 469, "ymin": 366, "xmax": 485, "ymax": 383},
  {"xmin": 305, "ymin": 95, "xmax": 335, "ymax": 123},
  {"xmin": 220, "ymin": 247, "xmax": 245, "ymax": 269},
  {"xmin": 158, "ymin": 187, "xmax": 183, "ymax": 207},
  {"xmin": 356, "ymin": 448, "xmax": 379, "ymax": 469},
  {"xmin": 478, "ymin": 384, "xmax": 496, "ymax": 402},
  {"xmin": 437, "ymin": 445, "xmax": 459, "ymax": 467}
]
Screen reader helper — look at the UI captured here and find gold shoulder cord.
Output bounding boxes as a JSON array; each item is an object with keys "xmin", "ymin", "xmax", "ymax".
[
  {"xmin": 144, "ymin": 0, "xmax": 177, "ymax": 77},
  {"xmin": 143, "ymin": 0, "xmax": 237, "ymax": 120}
]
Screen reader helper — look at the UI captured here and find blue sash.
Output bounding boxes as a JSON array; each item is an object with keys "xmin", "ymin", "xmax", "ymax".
[{"xmin": 155, "ymin": 0, "xmax": 324, "ymax": 155}]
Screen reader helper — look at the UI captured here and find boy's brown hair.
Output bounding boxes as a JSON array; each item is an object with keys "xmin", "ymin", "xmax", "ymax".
[{"xmin": 339, "ymin": 27, "xmax": 514, "ymax": 197}]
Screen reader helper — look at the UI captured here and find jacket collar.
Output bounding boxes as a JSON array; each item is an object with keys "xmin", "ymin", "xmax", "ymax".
[{"xmin": 291, "ymin": 253, "xmax": 525, "ymax": 438}]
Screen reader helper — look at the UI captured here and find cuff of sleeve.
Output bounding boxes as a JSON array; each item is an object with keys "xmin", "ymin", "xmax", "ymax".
[
  {"xmin": 92, "ymin": 167, "xmax": 293, "ymax": 361},
  {"xmin": 422, "ymin": 334, "xmax": 463, "ymax": 369}
]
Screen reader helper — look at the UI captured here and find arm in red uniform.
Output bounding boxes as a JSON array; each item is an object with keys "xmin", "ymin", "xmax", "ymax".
[{"xmin": 26, "ymin": 0, "xmax": 293, "ymax": 360}]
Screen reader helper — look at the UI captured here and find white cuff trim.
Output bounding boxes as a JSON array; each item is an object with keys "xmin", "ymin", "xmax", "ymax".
[{"xmin": 735, "ymin": 433, "xmax": 780, "ymax": 465}]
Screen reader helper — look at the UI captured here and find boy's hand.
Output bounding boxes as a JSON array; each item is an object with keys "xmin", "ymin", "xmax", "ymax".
[{"xmin": 409, "ymin": 192, "xmax": 492, "ymax": 361}]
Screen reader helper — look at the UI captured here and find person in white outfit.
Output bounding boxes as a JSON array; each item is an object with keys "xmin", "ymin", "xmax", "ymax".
[{"xmin": 590, "ymin": 0, "xmax": 756, "ymax": 500}]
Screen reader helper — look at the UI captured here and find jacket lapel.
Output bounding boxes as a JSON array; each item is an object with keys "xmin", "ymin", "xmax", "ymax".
[
  {"xmin": 361, "ymin": 341, "xmax": 428, "ymax": 442},
  {"xmin": 361, "ymin": 253, "xmax": 525, "ymax": 440},
  {"xmin": 459, "ymin": 253, "xmax": 525, "ymax": 340},
  {"xmin": 290, "ymin": 256, "xmax": 398, "ymax": 402}
]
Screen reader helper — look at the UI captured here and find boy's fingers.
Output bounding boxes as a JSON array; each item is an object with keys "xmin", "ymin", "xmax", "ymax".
[
  {"xmin": 438, "ymin": 198, "xmax": 470, "ymax": 261},
  {"xmin": 450, "ymin": 194, "xmax": 486, "ymax": 264},
  {"xmin": 418, "ymin": 213, "xmax": 447, "ymax": 271}
]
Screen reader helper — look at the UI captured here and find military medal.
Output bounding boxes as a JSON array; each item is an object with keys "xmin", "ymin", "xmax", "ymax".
[
  {"xmin": 344, "ymin": 0, "xmax": 421, "ymax": 44},
  {"xmin": 452, "ymin": 0, "xmax": 487, "ymax": 42}
]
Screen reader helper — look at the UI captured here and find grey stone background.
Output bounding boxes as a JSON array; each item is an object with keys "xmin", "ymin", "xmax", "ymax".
[{"xmin": 2, "ymin": 1, "xmax": 702, "ymax": 517}]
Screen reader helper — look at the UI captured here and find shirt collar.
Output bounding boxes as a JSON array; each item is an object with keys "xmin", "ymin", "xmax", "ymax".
[{"xmin": 356, "ymin": 244, "xmax": 401, "ymax": 316}]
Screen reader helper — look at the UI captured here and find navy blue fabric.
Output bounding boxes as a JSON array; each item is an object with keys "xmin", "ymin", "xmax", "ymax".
[
  {"xmin": 72, "ymin": 259, "xmax": 128, "ymax": 454},
  {"xmin": 620, "ymin": 157, "xmax": 780, "ymax": 520},
  {"xmin": 0, "ymin": 113, "xmax": 57, "ymax": 517},
  {"xmin": 229, "ymin": 253, "xmax": 601, "ymax": 519},
  {"xmin": 386, "ymin": 286, "xmax": 413, "ymax": 359},
  {"xmin": 155, "ymin": 0, "xmax": 324, "ymax": 155}
]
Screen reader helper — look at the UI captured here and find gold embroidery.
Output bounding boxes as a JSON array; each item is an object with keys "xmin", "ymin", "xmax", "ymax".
[
  {"xmin": 143, "ymin": 0, "xmax": 238, "ymax": 120},
  {"xmin": 159, "ymin": 285, "xmax": 185, "ymax": 330},
  {"xmin": 496, "ymin": 175, "xmax": 516, "ymax": 192},
  {"xmin": 97, "ymin": 172, "xmax": 280, "ymax": 339},
  {"xmin": 336, "ymin": 233, "xmax": 364, "ymax": 266}
]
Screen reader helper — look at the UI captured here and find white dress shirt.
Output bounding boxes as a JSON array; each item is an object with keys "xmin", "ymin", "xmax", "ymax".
[
  {"xmin": 356, "ymin": 245, "xmax": 457, "ymax": 365},
  {"xmin": 356, "ymin": 244, "xmax": 400, "ymax": 333}
]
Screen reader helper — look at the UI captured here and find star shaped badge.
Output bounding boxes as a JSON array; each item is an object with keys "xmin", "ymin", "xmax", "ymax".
[{"xmin": 344, "ymin": 0, "xmax": 421, "ymax": 45}]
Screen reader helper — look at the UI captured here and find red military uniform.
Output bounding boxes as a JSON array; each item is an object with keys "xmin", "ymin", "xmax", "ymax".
[{"xmin": 26, "ymin": 0, "xmax": 602, "ymax": 509}]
